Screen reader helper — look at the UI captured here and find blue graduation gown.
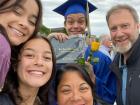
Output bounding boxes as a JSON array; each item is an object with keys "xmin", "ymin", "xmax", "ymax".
[{"xmin": 85, "ymin": 46, "xmax": 116, "ymax": 104}]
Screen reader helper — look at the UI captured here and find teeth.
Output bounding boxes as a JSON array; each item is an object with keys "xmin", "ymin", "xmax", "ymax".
[
  {"xmin": 12, "ymin": 28, "xmax": 24, "ymax": 36},
  {"xmin": 29, "ymin": 71, "xmax": 44, "ymax": 76}
]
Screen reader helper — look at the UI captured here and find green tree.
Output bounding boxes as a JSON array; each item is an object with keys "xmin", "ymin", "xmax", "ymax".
[
  {"xmin": 39, "ymin": 24, "xmax": 51, "ymax": 35},
  {"xmin": 39, "ymin": 24, "xmax": 67, "ymax": 36}
]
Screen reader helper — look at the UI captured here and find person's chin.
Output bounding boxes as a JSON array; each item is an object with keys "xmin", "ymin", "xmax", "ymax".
[
  {"xmin": 116, "ymin": 42, "xmax": 132, "ymax": 54},
  {"xmin": 70, "ymin": 32, "xmax": 81, "ymax": 35}
]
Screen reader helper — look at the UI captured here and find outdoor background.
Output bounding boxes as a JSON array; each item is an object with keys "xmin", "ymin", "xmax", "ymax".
[{"xmin": 40, "ymin": 0, "xmax": 140, "ymax": 36}]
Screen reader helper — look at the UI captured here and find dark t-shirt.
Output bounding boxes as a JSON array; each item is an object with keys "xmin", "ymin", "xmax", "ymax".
[{"xmin": 0, "ymin": 93, "xmax": 14, "ymax": 105}]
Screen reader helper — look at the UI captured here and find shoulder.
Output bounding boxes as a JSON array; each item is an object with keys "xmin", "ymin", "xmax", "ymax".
[
  {"xmin": 0, "ymin": 93, "xmax": 10, "ymax": 101},
  {"xmin": 94, "ymin": 51, "xmax": 106, "ymax": 58},
  {"xmin": 0, "ymin": 93, "xmax": 14, "ymax": 105},
  {"xmin": 0, "ymin": 34, "xmax": 11, "ymax": 56},
  {"xmin": 0, "ymin": 33, "xmax": 9, "ymax": 44}
]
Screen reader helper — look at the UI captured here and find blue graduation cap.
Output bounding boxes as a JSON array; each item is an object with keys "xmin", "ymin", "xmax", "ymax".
[{"xmin": 53, "ymin": 0, "xmax": 97, "ymax": 17}]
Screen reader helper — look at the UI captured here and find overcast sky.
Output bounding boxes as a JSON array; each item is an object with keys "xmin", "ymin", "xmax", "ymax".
[{"xmin": 41, "ymin": 0, "xmax": 140, "ymax": 36}]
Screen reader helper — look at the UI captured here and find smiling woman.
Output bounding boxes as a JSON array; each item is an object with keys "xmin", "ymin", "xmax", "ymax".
[
  {"xmin": 55, "ymin": 63, "xmax": 96, "ymax": 105},
  {"xmin": 0, "ymin": 35, "xmax": 56, "ymax": 105},
  {"xmin": 0, "ymin": 0, "xmax": 42, "ymax": 88}
]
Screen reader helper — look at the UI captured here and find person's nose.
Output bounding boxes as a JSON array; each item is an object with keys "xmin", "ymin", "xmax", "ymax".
[
  {"xmin": 73, "ymin": 22, "xmax": 79, "ymax": 28},
  {"xmin": 34, "ymin": 56, "xmax": 44, "ymax": 66},
  {"xmin": 18, "ymin": 17, "xmax": 29, "ymax": 29},
  {"xmin": 71, "ymin": 90, "xmax": 82, "ymax": 101}
]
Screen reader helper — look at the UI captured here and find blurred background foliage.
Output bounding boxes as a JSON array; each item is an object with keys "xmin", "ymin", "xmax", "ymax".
[{"xmin": 39, "ymin": 24, "xmax": 66, "ymax": 36}]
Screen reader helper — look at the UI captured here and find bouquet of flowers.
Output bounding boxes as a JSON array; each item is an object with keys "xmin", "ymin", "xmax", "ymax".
[
  {"xmin": 75, "ymin": 39, "xmax": 100, "ymax": 84},
  {"xmin": 75, "ymin": 40, "xmax": 100, "ymax": 65}
]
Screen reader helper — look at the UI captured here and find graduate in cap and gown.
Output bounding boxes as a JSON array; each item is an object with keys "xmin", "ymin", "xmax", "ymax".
[
  {"xmin": 47, "ymin": 0, "xmax": 97, "ymax": 67},
  {"xmin": 47, "ymin": 0, "xmax": 97, "ymax": 41}
]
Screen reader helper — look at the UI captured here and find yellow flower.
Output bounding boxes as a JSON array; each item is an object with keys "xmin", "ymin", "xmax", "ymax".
[
  {"xmin": 75, "ymin": 39, "xmax": 100, "ymax": 65},
  {"xmin": 91, "ymin": 41, "xmax": 100, "ymax": 51}
]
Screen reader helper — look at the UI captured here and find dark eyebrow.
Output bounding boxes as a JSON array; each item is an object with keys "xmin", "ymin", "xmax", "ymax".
[
  {"xmin": 79, "ymin": 17, "xmax": 85, "ymax": 19},
  {"xmin": 16, "ymin": 4, "xmax": 24, "ymax": 10},
  {"xmin": 44, "ymin": 51, "xmax": 52, "ymax": 54},
  {"xmin": 80, "ymin": 83, "xmax": 89, "ymax": 86},
  {"xmin": 32, "ymin": 15, "xmax": 38, "ymax": 20},
  {"xmin": 60, "ymin": 85, "xmax": 71, "ymax": 88},
  {"xmin": 23, "ymin": 48, "xmax": 52, "ymax": 54},
  {"xmin": 23, "ymin": 48, "xmax": 35, "ymax": 52}
]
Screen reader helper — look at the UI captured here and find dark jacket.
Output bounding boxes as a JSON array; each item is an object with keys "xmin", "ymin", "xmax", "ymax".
[
  {"xmin": 110, "ymin": 36, "xmax": 140, "ymax": 105},
  {"xmin": 0, "ymin": 93, "xmax": 14, "ymax": 105}
]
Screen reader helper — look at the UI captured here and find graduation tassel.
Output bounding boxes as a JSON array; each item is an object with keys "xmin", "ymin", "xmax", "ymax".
[{"xmin": 86, "ymin": 1, "xmax": 91, "ymax": 38}]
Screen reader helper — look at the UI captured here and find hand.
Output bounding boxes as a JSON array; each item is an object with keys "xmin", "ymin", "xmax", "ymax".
[
  {"xmin": 85, "ymin": 61, "xmax": 96, "ymax": 84},
  {"xmin": 47, "ymin": 32, "xmax": 68, "ymax": 42}
]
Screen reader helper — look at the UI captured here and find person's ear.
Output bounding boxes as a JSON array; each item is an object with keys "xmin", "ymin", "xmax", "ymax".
[{"xmin": 137, "ymin": 23, "xmax": 140, "ymax": 29}]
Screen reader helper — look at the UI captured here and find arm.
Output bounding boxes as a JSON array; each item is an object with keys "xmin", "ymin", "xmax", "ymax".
[
  {"xmin": 85, "ymin": 61, "xmax": 96, "ymax": 84},
  {"xmin": 0, "ymin": 35, "xmax": 11, "ymax": 88}
]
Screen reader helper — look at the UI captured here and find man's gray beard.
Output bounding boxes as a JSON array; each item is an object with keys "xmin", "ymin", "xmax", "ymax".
[{"xmin": 115, "ymin": 42, "xmax": 132, "ymax": 54}]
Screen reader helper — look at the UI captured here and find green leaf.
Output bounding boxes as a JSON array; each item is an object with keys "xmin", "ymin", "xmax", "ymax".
[
  {"xmin": 75, "ymin": 57, "xmax": 85, "ymax": 65},
  {"xmin": 92, "ymin": 57, "xmax": 99, "ymax": 63}
]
